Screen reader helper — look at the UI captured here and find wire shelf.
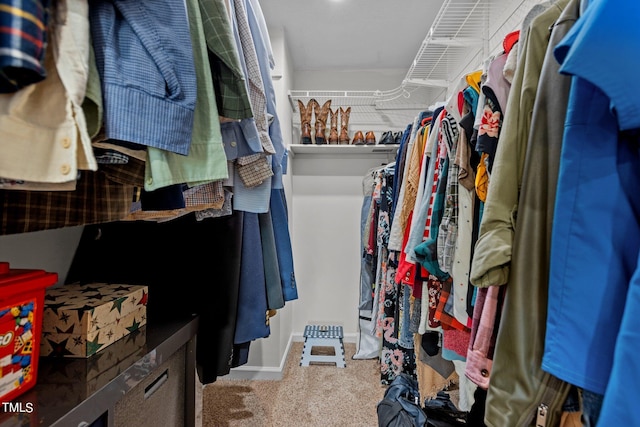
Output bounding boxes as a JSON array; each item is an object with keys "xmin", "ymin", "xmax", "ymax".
[
  {"xmin": 404, "ymin": 0, "xmax": 544, "ymax": 92},
  {"xmin": 289, "ymin": 86, "xmax": 443, "ymax": 129},
  {"xmin": 288, "ymin": 0, "xmax": 545, "ymax": 129}
]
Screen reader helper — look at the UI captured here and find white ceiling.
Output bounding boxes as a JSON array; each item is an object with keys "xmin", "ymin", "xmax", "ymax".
[
  {"xmin": 259, "ymin": 0, "xmax": 446, "ymax": 73},
  {"xmin": 259, "ymin": 0, "xmax": 538, "ymax": 129}
]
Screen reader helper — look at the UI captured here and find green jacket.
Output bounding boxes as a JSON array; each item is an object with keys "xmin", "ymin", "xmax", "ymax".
[
  {"xmin": 470, "ymin": 0, "xmax": 568, "ymax": 289},
  {"xmin": 476, "ymin": 1, "xmax": 581, "ymax": 426},
  {"xmin": 145, "ymin": 0, "xmax": 229, "ymax": 191},
  {"xmin": 476, "ymin": 0, "xmax": 580, "ymax": 427}
]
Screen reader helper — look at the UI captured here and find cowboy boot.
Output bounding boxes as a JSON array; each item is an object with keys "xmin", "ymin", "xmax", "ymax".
[
  {"xmin": 365, "ymin": 131, "xmax": 376, "ymax": 145},
  {"xmin": 298, "ymin": 99, "xmax": 313, "ymax": 144},
  {"xmin": 338, "ymin": 107, "xmax": 351, "ymax": 145},
  {"xmin": 352, "ymin": 130, "xmax": 365, "ymax": 145},
  {"xmin": 313, "ymin": 99, "xmax": 331, "ymax": 145},
  {"xmin": 328, "ymin": 108, "xmax": 339, "ymax": 144}
]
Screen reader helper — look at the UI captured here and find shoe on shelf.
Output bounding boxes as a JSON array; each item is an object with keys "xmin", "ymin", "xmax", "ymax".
[
  {"xmin": 379, "ymin": 131, "xmax": 395, "ymax": 145},
  {"xmin": 365, "ymin": 131, "xmax": 376, "ymax": 145},
  {"xmin": 393, "ymin": 131, "xmax": 403, "ymax": 144},
  {"xmin": 352, "ymin": 130, "xmax": 365, "ymax": 145}
]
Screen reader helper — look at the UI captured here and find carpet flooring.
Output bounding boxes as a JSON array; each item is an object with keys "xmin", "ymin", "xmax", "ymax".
[{"xmin": 202, "ymin": 341, "xmax": 386, "ymax": 426}]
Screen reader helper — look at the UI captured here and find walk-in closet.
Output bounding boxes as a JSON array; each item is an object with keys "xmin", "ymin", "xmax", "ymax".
[{"xmin": 0, "ymin": 0, "xmax": 637, "ymax": 426}]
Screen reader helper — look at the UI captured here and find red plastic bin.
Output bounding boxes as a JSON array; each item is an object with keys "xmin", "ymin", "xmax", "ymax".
[{"xmin": 0, "ymin": 262, "xmax": 57, "ymax": 403}]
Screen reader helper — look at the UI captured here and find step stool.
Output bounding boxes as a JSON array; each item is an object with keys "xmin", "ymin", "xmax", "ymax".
[{"xmin": 300, "ymin": 325, "xmax": 346, "ymax": 368}]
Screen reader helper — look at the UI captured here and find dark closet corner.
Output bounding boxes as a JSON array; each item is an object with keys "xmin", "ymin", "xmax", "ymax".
[{"xmin": 65, "ymin": 212, "xmax": 245, "ymax": 383}]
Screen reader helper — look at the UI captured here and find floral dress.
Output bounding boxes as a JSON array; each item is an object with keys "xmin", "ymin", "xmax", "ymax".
[{"xmin": 375, "ymin": 167, "xmax": 417, "ymax": 384}]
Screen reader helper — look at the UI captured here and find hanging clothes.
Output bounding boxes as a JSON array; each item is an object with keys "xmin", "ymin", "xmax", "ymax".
[
  {"xmin": 269, "ymin": 188, "xmax": 298, "ymax": 302},
  {"xmin": 0, "ymin": 0, "xmax": 49, "ymax": 92},
  {"xmin": 0, "ymin": 163, "xmax": 139, "ymax": 234},
  {"xmin": 354, "ymin": 167, "xmax": 382, "ymax": 360},
  {"xmin": 388, "ymin": 112, "xmax": 428, "ymax": 252},
  {"xmin": 0, "ymin": 0, "xmax": 298, "ymax": 392},
  {"xmin": 234, "ymin": 212, "xmax": 270, "ymax": 344},
  {"xmin": 406, "ymin": 115, "xmax": 440, "ymax": 266},
  {"xmin": 227, "ymin": 0, "xmax": 273, "ymax": 213},
  {"xmin": 463, "ymin": 32, "xmax": 515, "ymax": 390},
  {"xmin": 394, "ymin": 122, "xmax": 431, "ymax": 290},
  {"xmin": 198, "ymin": 0, "xmax": 254, "ymax": 120},
  {"xmin": 1, "ymin": 0, "xmax": 97, "ymax": 188},
  {"xmin": 477, "ymin": 1, "xmax": 576, "ymax": 426},
  {"xmin": 89, "ymin": 0, "xmax": 197, "ymax": 156},
  {"xmin": 543, "ymin": 2, "xmax": 640, "ymax": 426},
  {"xmin": 372, "ymin": 164, "xmax": 417, "ymax": 385},
  {"xmin": 144, "ymin": 0, "xmax": 229, "ymax": 196}
]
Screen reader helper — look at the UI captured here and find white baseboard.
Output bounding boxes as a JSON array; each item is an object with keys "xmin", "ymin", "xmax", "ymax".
[
  {"xmin": 223, "ymin": 365, "xmax": 285, "ymax": 381},
  {"xmin": 220, "ymin": 331, "xmax": 358, "ymax": 380}
]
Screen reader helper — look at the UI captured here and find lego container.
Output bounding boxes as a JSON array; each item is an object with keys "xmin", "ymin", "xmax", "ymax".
[{"xmin": 0, "ymin": 262, "xmax": 58, "ymax": 403}]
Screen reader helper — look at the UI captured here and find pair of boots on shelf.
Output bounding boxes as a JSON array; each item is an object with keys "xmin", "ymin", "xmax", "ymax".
[
  {"xmin": 328, "ymin": 106, "xmax": 351, "ymax": 145},
  {"xmin": 298, "ymin": 99, "xmax": 351, "ymax": 145}
]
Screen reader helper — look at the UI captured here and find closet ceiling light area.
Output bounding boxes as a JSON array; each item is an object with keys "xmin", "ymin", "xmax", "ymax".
[
  {"xmin": 262, "ymin": 0, "xmax": 537, "ymax": 128},
  {"xmin": 259, "ymin": 0, "xmax": 446, "ymax": 72}
]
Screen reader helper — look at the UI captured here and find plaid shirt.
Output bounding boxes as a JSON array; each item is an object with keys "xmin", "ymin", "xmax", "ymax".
[
  {"xmin": 0, "ymin": 167, "xmax": 137, "ymax": 235},
  {"xmin": 437, "ymin": 112, "xmax": 460, "ymax": 273},
  {"xmin": 232, "ymin": 0, "xmax": 274, "ymax": 155},
  {"xmin": 0, "ymin": 0, "xmax": 48, "ymax": 92},
  {"xmin": 198, "ymin": 0, "xmax": 253, "ymax": 119},
  {"xmin": 433, "ymin": 276, "xmax": 468, "ymax": 331},
  {"xmin": 465, "ymin": 285, "xmax": 506, "ymax": 389},
  {"xmin": 126, "ymin": 180, "xmax": 225, "ymax": 222},
  {"xmin": 236, "ymin": 155, "xmax": 273, "ymax": 188}
]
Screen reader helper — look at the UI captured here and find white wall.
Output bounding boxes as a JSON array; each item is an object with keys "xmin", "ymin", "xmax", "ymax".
[
  {"xmin": 0, "ymin": 226, "xmax": 84, "ymax": 285},
  {"xmin": 258, "ymin": 26, "xmax": 401, "ymax": 354},
  {"xmin": 289, "ymin": 156, "xmax": 389, "ymax": 337},
  {"xmin": 271, "ymin": 27, "xmax": 294, "ymax": 151},
  {"xmin": 294, "ymin": 68, "xmax": 406, "ymax": 91}
]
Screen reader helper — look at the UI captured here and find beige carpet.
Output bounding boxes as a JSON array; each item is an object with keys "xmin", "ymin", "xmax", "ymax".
[{"xmin": 202, "ymin": 342, "xmax": 386, "ymax": 427}]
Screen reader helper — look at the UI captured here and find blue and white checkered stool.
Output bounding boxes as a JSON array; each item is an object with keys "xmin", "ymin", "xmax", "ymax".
[{"xmin": 300, "ymin": 325, "xmax": 346, "ymax": 368}]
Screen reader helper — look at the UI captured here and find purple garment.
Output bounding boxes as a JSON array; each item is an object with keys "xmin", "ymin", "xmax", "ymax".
[{"xmin": 482, "ymin": 53, "xmax": 511, "ymax": 115}]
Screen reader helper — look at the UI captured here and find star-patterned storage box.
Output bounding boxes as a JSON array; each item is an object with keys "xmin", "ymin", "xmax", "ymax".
[{"xmin": 40, "ymin": 283, "xmax": 148, "ymax": 358}]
